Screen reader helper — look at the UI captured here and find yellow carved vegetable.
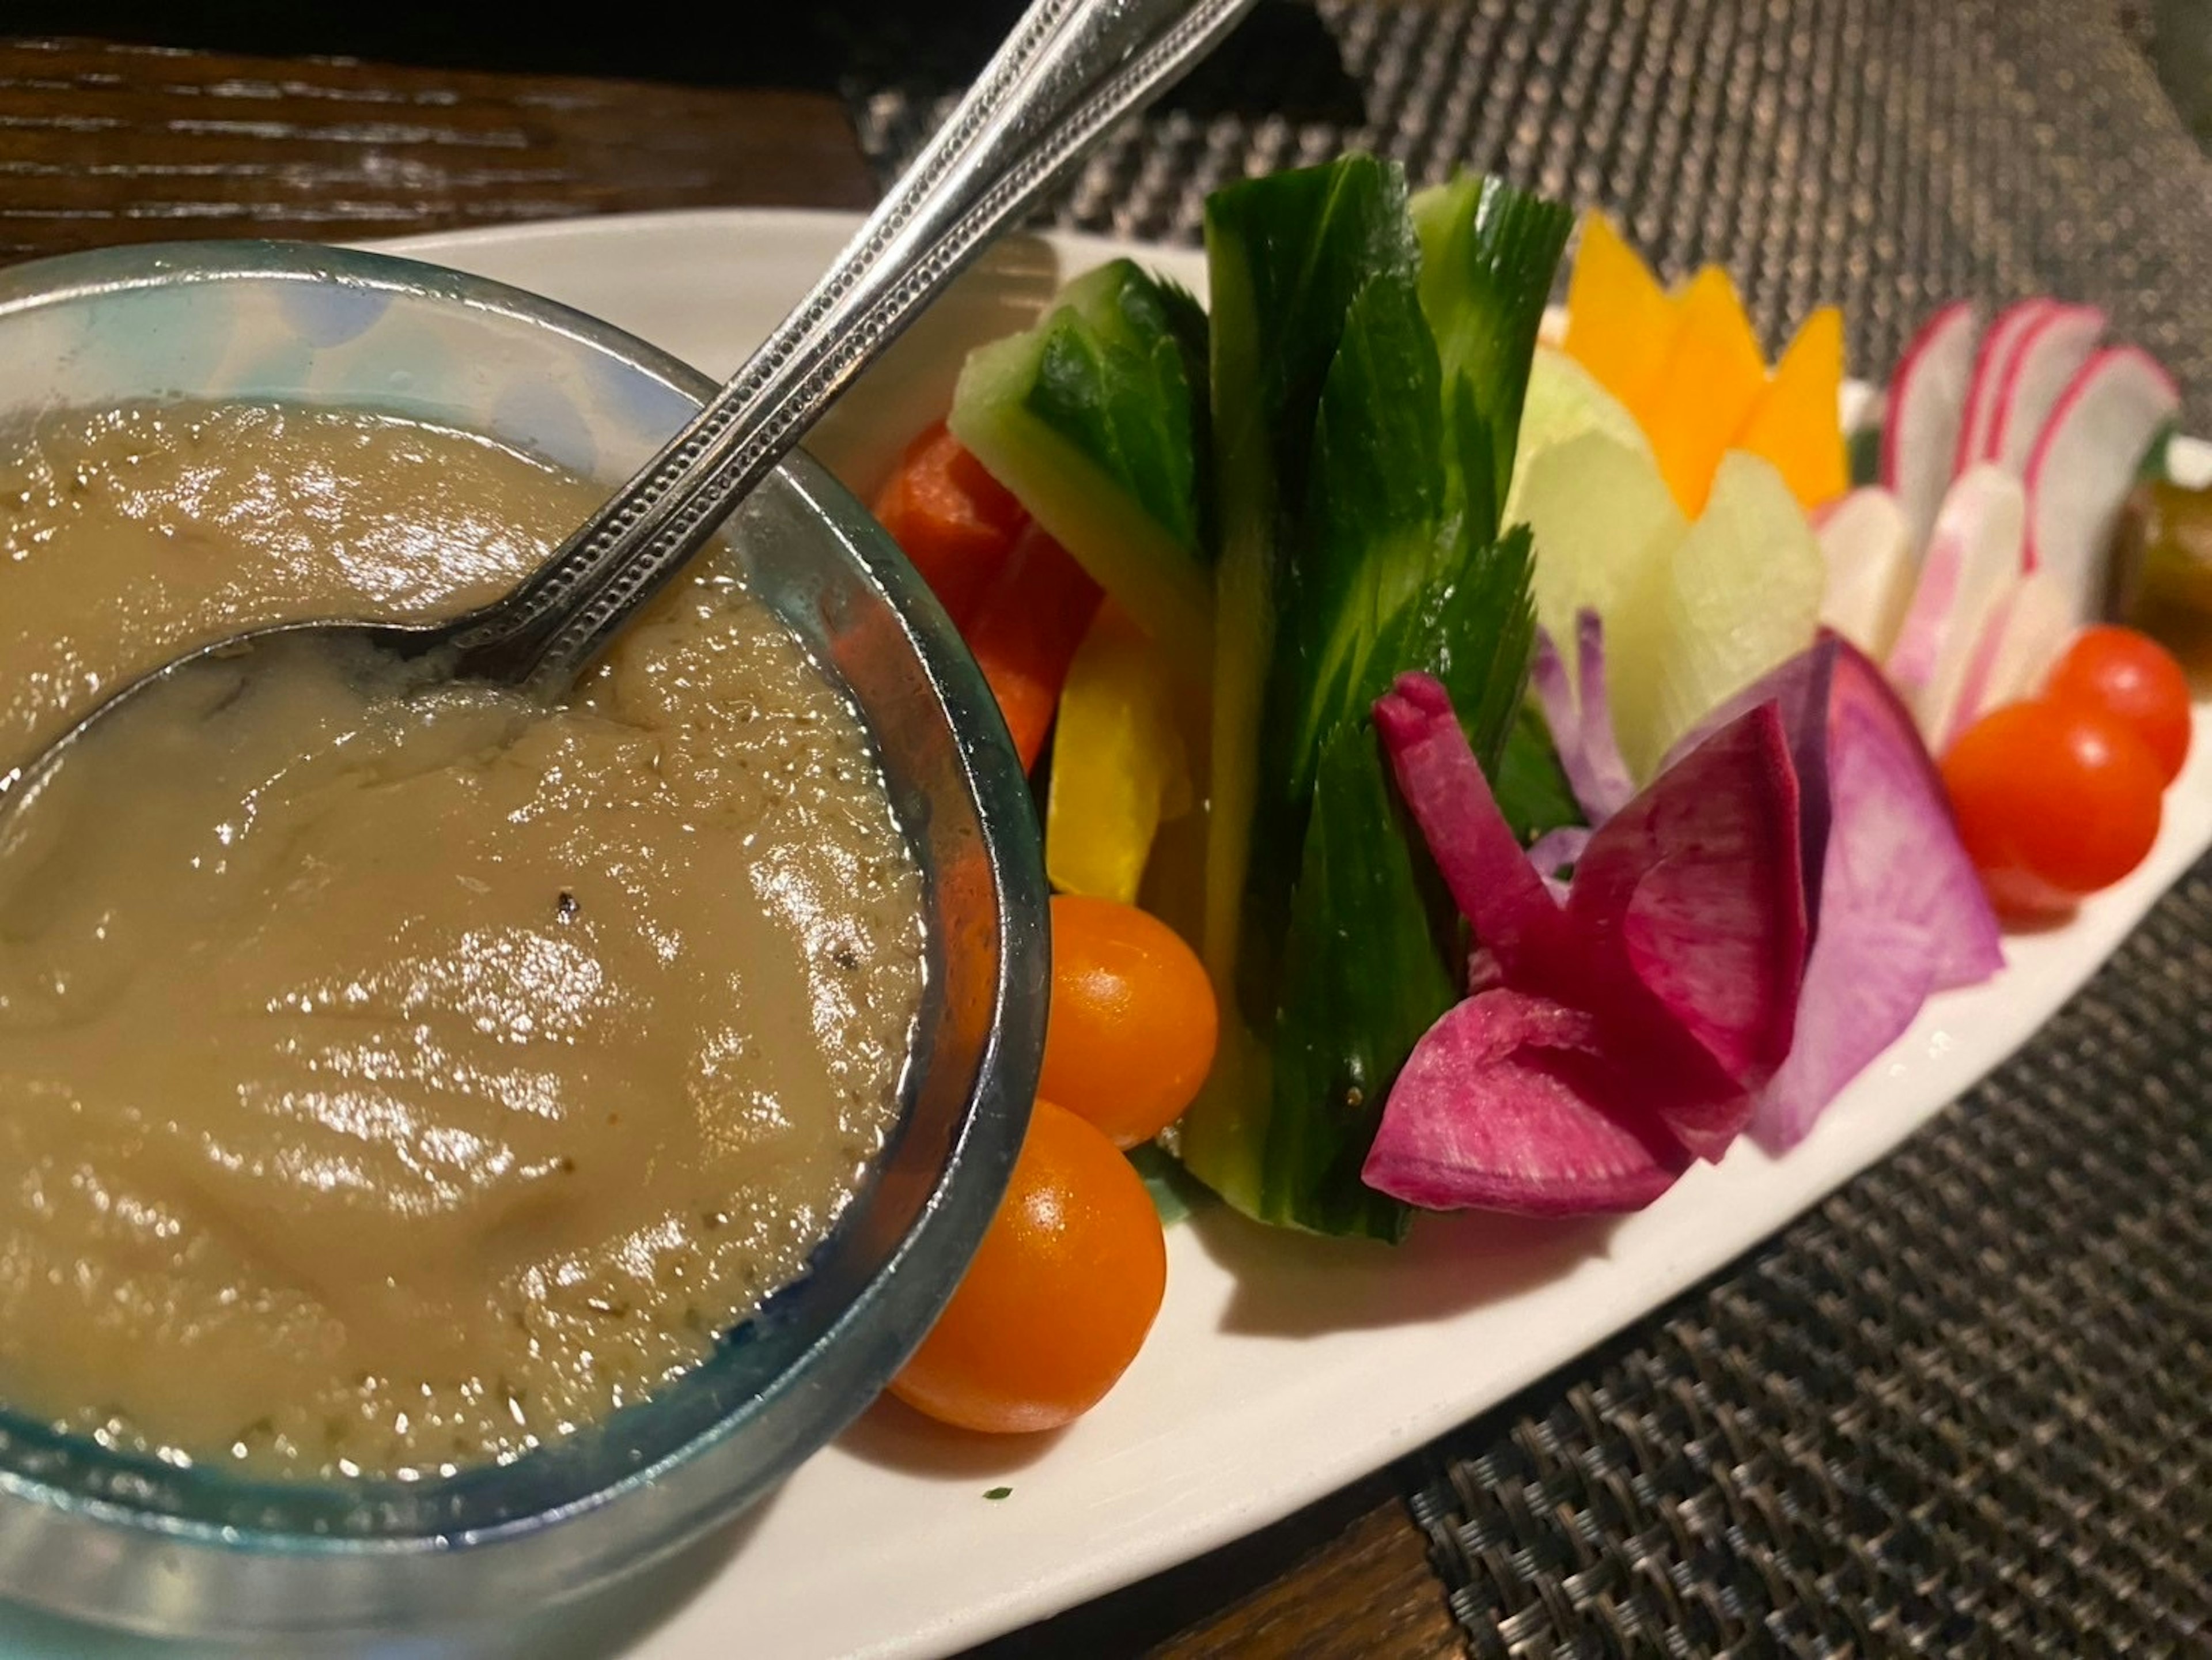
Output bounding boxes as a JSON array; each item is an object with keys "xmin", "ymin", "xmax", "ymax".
[
  {"xmin": 1562, "ymin": 212, "xmax": 1679, "ymax": 422},
  {"xmin": 1046, "ymin": 604, "xmax": 1194, "ymax": 904},
  {"xmin": 1642, "ymin": 267, "xmax": 1768, "ymax": 516},
  {"xmin": 1735, "ymin": 305, "xmax": 1848, "ymax": 511}
]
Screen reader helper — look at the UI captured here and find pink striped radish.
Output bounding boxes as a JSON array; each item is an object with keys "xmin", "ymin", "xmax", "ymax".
[
  {"xmin": 1990, "ymin": 302, "xmax": 2107, "ymax": 476},
  {"xmin": 2025, "ymin": 345, "xmax": 2181, "ymax": 626},
  {"xmin": 1886, "ymin": 464, "xmax": 2027, "ymax": 743},
  {"xmin": 1881, "ymin": 301, "xmax": 1980, "ymax": 555},
  {"xmin": 1938, "ymin": 571, "xmax": 2076, "ymax": 753},
  {"xmin": 1955, "ymin": 301, "xmax": 2051, "ymax": 474},
  {"xmin": 1814, "ymin": 487, "xmax": 1914, "ymax": 656}
]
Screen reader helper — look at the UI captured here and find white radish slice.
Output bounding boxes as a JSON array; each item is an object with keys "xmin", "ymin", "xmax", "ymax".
[
  {"xmin": 1990, "ymin": 302, "xmax": 2107, "ymax": 476},
  {"xmin": 1814, "ymin": 487, "xmax": 1915, "ymax": 656},
  {"xmin": 2025, "ymin": 345, "xmax": 2181, "ymax": 626},
  {"xmin": 1939, "ymin": 571, "xmax": 2077, "ymax": 751},
  {"xmin": 1886, "ymin": 464, "xmax": 2027, "ymax": 743},
  {"xmin": 1955, "ymin": 300, "xmax": 2051, "ymax": 475},
  {"xmin": 1881, "ymin": 301, "xmax": 1980, "ymax": 557}
]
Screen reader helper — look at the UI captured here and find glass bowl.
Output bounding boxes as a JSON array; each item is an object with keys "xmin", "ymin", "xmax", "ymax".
[{"xmin": 0, "ymin": 241, "xmax": 1047, "ymax": 1639}]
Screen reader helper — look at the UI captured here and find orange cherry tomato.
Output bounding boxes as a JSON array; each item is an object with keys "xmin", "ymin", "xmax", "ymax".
[
  {"xmin": 2043, "ymin": 624, "xmax": 2193, "ymax": 785},
  {"xmin": 888, "ymin": 1099, "xmax": 1165, "ymax": 1434},
  {"xmin": 1039, "ymin": 895, "xmax": 1218, "ymax": 1148},
  {"xmin": 1942, "ymin": 697, "xmax": 2165, "ymax": 916}
]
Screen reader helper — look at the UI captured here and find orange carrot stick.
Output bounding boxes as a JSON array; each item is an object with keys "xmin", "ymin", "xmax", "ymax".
[
  {"xmin": 963, "ymin": 524, "xmax": 1103, "ymax": 771},
  {"xmin": 871, "ymin": 422, "xmax": 1028, "ymax": 628}
]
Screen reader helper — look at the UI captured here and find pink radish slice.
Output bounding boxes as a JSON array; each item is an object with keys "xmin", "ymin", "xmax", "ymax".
[
  {"xmin": 1562, "ymin": 703, "xmax": 1807, "ymax": 1160},
  {"xmin": 1881, "ymin": 301, "xmax": 1980, "ymax": 555},
  {"xmin": 1939, "ymin": 571, "xmax": 2076, "ymax": 751},
  {"xmin": 1365, "ymin": 990, "xmax": 1691, "ymax": 1216},
  {"xmin": 1885, "ymin": 465, "xmax": 2027, "ymax": 742},
  {"xmin": 1990, "ymin": 302, "xmax": 2107, "ymax": 477},
  {"xmin": 1372, "ymin": 674, "xmax": 1574, "ymax": 982},
  {"xmin": 2025, "ymin": 345, "xmax": 2181, "ymax": 626},
  {"xmin": 1955, "ymin": 301, "xmax": 2052, "ymax": 475},
  {"xmin": 1815, "ymin": 487, "xmax": 1915, "ymax": 655}
]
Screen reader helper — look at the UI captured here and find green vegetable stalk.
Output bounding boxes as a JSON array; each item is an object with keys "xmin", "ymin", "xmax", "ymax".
[
  {"xmin": 949, "ymin": 259, "xmax": 1214, "ymax": 673},
  {"xmin": 1179, "ymin": 157, "xmax": 1571, "ymax": 1239}
]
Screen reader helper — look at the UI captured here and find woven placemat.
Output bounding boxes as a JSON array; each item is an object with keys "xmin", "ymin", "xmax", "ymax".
[
  {"xmin": 854, "ymin": 1, "xmax": 2212, "ymax": 1651},
  {"xmin": 853, "ymin": 0, "xmax": 2212, "ymax": 425},
  {"xmin": 1412, "ymin": 850, "xmax": 2212, "ymax": 1655}
]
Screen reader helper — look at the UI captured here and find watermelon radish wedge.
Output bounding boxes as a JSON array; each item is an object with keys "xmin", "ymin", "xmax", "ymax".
[
  {"xmin": 1955, "ymin": 300, "xmax": 2051, "ymax": 475},
  {"xmin": 1990, "ymin": 302, "xmax": 2107, "ymax": 477},
  {"xmin": 1881, "ymin": 301, "xmax": 1980, "ymax": 554},
  {"xmin": 1361, "ymin": 990, "xmax": 1691, "ymax": 1216},
  {"xmin": 1885, "ymin": 465, "xmax": 2027, "ymax": 743},
  {"xmin": 2025, "ymin": 345, "xmax": 2181, "ymax": 626}
]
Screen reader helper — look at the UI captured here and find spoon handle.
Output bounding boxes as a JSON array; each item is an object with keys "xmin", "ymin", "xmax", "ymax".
[{"xmin": 457, "ymin": 0, "xmax": 1254, "ymax": 691}]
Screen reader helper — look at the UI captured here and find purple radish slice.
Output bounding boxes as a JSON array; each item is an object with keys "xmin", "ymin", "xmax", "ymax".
[
  {"xmin": 1528, "ymin": 619, "xmax": 1634, "ymax": 826},
  {"xmin": 1938, "ymin": 571, "xmax": 2075, "ymax": 751},
  {"xmin": 2025, "ymin": 345, "xmax": 2181, "ymax": 627},
  {"xmin": 1373, "ymin": 674, "xmax": 1574, "ymax": 982},
  {"xmin": 1377, "ymin": 675, "xmax": 1808, "ymax": 1172},
  {"xmin": 1881, "ymin": 301, "xmax": 1980, "ymax": 555},
  {"xmin": 1364, "ymin": 990, "xmax": 1691, "ymax": 1216},
  {"xmin": 1955, "ymin": 300, "xmax": 2052, "ymax": 475},
  {"xmin": 1526, "ymin": 826, "xmax": 1592, "ymax": 882},
  {"xmin": 1884, "ymin": 464, "xmax": 2025, "ymax": 744},
  {"xmin": 1815, "ymin": 486, "xmax": 1915, "ymax": 655},
  {"xmin": 1564, "ymin": 702, "xmax": 1807, "ymax": 1158},
  {"xmin": 1754, "ymin": 906, "xmax": 1937, "ymax": 1154},
  {"xmin": 1570, "ymin": 611, "xmax": 1636, "ymax": 820},
  {"xmin": 1661, "ymin": 637, "xmax": 1838, "ymax": 931},
  {"xmin": 1830, "ymin": 638, "xmax": 2002, "ymax": 990},
  {"xmin": 1753, "ymin": 640, "xmax": 2003, "ymax": 1149},
  {"xmin": 1990, "ymin": 302, "xmax": 2107, "ymax": 476}
]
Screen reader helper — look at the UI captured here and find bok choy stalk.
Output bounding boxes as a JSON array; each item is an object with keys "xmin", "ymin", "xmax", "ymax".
[{"xmin": 1178, "ymin": 156, "xmax": 1571, "ymax": 1238}]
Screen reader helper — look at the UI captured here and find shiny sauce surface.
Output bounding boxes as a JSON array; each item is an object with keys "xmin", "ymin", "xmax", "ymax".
[{"xmin": 0, "ymin": 403, "xmax": 925, "ymax": 1479}]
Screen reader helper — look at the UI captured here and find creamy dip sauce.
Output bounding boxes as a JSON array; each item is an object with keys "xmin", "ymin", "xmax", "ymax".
[{"xmin": 0, "ymin": 403, "xmax": 925, "ymax": 1480}]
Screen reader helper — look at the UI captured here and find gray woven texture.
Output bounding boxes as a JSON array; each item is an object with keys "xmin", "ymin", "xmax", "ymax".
[
  {"xmin": 1412, "ymin": 852, "xmax": 2212, "ymax": 1655},
  {"xmin": 854, "ymin": 0, "xmax": 2212, "ymax": 423},
  {"xmin": 855, "ymin": 1, "xmax": 2212, "ymax": 1650}
]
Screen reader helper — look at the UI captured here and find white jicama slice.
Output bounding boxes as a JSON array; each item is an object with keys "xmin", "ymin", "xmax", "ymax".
[
  {"xmin": 1885, "ymin": 464, "xmax": 2025, "ymax": 744},
  {"xmin": 1990, "ymin": 302, "xmax": 2107, "ymax": 476},
  {"xmin": 1881, "ymin": 301, "xmax": 1980, "ymax": 555},
  {"xmin": 1955, "ymin": 300, "xmax": 2051, "ymax": 474},
  {"xmin": 2026, "ymin": 345, "xmax": 2182, "ymax": 626},
  {"xmin": 1516, "ymin": 428, "xmax": 1687, "ymax": 652},
  {"xmin": 1505, "ymin": 345, "xmax": 1653, "ymax": 524},
  {"xmin": 1609, "ymin": 450, "xmax": 1825, "ymax": 780},
  {"xmin": 1941, "ymin": 570, "xmax": 2076, "ymax": 750},
  {"xmin": 1815, "ymin": 487, "xmax": 1915, "ymax": 656}
]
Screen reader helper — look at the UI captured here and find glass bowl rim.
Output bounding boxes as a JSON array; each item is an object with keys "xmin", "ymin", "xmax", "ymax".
[{"xmin": 0, "ymin": 237, "xmax": 1046, "ymax": 1570}]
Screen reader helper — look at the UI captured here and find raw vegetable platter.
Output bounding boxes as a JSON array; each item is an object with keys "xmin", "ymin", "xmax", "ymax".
[
  {"xmin": 338, "ymin": 207, "xmax": 2203, "ymax": 1660},
  {"xmin": 13, "ymin": 203, "xmax": 2198, "ymax": 1660}
]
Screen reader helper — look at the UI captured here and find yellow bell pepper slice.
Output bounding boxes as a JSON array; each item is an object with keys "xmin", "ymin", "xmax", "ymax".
[
  {"xmin": 1562, "ymin": 212, "xmax": 1680, "ymax": 422},
  {"xmin": 1046, "ymin": 603, "xmax": 1194, "ymax": 904},
  {"xmin": 1642, "ymin": 266, "xmax": 1770, "ymax": 516},
  {"xmin": 1733, "ymin": 304, "xmax": 1847, "ymax": 511}
]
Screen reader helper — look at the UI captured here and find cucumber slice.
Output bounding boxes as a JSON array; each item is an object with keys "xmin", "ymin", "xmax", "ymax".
[{"xmin": 949, "ymin": 259, "xmax": 1214, "ymax": 671}]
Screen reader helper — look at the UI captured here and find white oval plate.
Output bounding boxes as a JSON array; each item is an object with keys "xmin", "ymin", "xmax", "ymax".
[{"xmin": 7, "ymin": 208, "xmax": 2207, "ymax": 1660}]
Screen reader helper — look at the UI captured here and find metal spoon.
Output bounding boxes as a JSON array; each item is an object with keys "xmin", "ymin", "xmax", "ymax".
[{"xmin": 0, "ymin": 0, "xmax": 1253, "ymax": 810}]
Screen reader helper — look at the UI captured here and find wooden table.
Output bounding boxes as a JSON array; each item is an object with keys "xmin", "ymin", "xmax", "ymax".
[{"xmin": 0, "ymin": 33, "xmax": 1460, "ymax": 1659}]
